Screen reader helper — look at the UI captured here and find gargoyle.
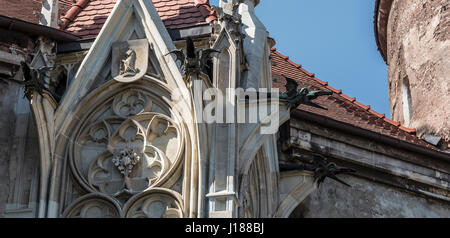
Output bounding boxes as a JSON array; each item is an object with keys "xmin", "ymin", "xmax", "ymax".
[
  {"xmin": 1, "ymin": 61, "xmax": 55, "ymax": 100},
  {"xmin": 280, "ymin": 153, "xmax": 356, "ymax": 187},
  {"xmin": 279, "ymin": 77, "xmax": 333, "ymax": 110},
  {"xmin": 166, "ymin": 37, "xmax": 219, "ymax": 88},
  {"xmin": 310, "ymin": 154, "xmax": 356, "ymax": 187}
]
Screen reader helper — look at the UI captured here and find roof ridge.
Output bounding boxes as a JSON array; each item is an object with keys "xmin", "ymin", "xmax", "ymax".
[
  {"xmin": 194, "ymin": 0, "xmax": 217, "ymax": 23},
  {"xmin": 270, "ymin": 48, "xmax": 417, "ymax": 135},
  {"xmin": 60, "ymin": 0, "xmax": 90, "ymax": 29},
  {"xmin": 60, "ymin": 0, "xmax": 217, "ymax": 31}
]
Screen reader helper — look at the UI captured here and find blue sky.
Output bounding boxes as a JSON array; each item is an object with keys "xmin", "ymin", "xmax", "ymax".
[{"xmin": 210, "ymin": 0, "xmax": 390, "ymax": 116}]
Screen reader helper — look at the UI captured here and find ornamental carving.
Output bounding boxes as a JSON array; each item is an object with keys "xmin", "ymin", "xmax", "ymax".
[
  {"xmin": 63, "ymin": 189, "xmax": 183, "ymax": 218},
  {"xmin": 123, "ymin": 189, "xmax": 184, "ymax": 218},
  {"xmin": 63, "ymin": 194, "xmax": 121, "ymax": 218},
  {"xmin": 112, "ymin": 39, "xmax": 148, "ymax": 83},
  {"xmin": 119, "ymin": 48, "xmax": 139, "ymax": 77},
  {"xmin": 71, "ymin": 89, "xmax": 184, "ymax": 200}
]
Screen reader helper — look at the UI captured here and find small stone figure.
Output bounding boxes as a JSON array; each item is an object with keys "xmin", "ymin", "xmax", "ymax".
[
  {"xmin": 166, "ymin": 37, "xmax": 219, "ymax": 87},
  {"xmin": 279, "ymin": 77, "xmax": 333, "ymax": 110},
  {"xmin": 119, "ymin": 48, "xmax": 139, "ymax": 77}
]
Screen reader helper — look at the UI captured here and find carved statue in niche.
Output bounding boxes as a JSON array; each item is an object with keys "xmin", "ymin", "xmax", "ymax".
[
  {"xmin": 112, "ymin": 39, "xmax": 148, "ymax": 83},
  {"xmin": 119, "ymin": 49, "xmax": 139, "ymax": 77}
]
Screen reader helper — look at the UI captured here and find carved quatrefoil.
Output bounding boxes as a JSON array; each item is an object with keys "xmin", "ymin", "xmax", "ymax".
[{"xmin": 71, "ymin": 90, "xmax": 184, "ymax": 198}]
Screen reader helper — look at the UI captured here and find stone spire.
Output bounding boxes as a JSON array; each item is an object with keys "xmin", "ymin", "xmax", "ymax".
[
  {"xmin": 238, "ymin": 0, "xmax": 269, "ymax": 89},
  {"xmin": 40, "ymin": 0, "xmax": 59, "ymax": 28},
  {"xmin": 219, "ymin": 0, "xmax": 235, "ymax": 15}
]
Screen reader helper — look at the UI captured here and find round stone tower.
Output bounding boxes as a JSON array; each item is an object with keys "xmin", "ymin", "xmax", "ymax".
[{"xmin": 375, "ymin": 0, "xmax": 450, "ymax": 148}]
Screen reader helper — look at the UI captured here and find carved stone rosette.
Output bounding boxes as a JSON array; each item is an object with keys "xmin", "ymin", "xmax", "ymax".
[{"xmin": 65, "ymin": 89, "xmax": 185, "ymax": 218}]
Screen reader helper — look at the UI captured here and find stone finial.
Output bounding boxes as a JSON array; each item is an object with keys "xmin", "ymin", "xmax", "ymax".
[
  {"xmin": 238, "ymin": 0, "xmax": 268, "ymax": 89},
  {"xmin": 40, "ymin": 0, "xmax": 59, "ymax": 28},
  {"xmin": 241, "ymin": 0, "xmax": 260, "ymax": 7},
  {"xmin": 268, "ymin": 36, "xmax": 276, "ymax": 49},
  {"xmin": 219, "ymin": 0, "xmax": 238, "ymax": 15}
]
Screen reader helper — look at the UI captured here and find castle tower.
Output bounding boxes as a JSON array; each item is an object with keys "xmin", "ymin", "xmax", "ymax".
[{"xmin": 375, "ymin": 0, "xmax": 450, "ymax": 149}]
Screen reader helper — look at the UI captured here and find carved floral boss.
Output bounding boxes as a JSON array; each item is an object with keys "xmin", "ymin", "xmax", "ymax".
[{"xmin": 72, "ymin": 90, "xmax": 184, "ymax": 197}]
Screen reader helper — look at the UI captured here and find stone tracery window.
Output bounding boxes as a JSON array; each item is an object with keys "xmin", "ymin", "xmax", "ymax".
[{"xmin": 64, "ymin": 89, "xmax": 185, "ymax": 218}]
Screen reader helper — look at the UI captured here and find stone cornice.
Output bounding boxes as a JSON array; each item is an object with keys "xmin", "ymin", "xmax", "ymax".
[{"xmin": 374, "ymin": 0, "xmax": 394, "ymax": 63}]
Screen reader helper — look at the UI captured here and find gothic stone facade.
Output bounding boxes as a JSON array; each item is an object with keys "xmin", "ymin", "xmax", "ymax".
[{"xmin": 0, "ymin": 0, "xmax": 449, "ymax": 218}]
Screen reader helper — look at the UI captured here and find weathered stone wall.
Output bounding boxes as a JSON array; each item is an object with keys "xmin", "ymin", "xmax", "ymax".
[
  {"xmin": 0, "ymin": 83, "xmax": 22, "ymax": 217},
  {"xmin": 0, "ymin": 82, "xmax": 40, "ymax": 217},
  {"xmin": 290, "ymin": 175, "xmax": 450, "ymax": 218},
  {"xmin": 386, "ymin": 0, "xmax": 450, "ymax": 144}
]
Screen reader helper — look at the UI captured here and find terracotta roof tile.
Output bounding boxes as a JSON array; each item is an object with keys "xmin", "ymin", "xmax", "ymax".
[
  {"xmin": 270, "ymin": 48, "xmax": 439, "ymax": 150},
  {"xmin": 325, "ymin": 85, "xmax": 342, "ymax": 94},
  {"xmin": 59, "ymin": 0, "xmax": 76, "ymax": 15},
  {"xmin": 61, "ymin": 0, "xmax": 217, "ymax": 39},
  {"xmin": 369, "ymin": 109, "xmax": 386, "ymax": 119},
  {"xmin": 340, "ymin": 94, "xmax": 356, "ymax": 102},
  {"xmin": 0, "ymin": 0, "xmax": 43, "ymax": 24}
]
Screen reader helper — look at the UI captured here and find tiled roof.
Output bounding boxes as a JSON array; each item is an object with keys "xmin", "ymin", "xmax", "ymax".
[
  {"xmin": 0, "ymin": 0, "xmax": 76, "ymax": 24},
  {"xmin": 59, "ymin": 0, "xmax": 76, "ymax": 16},
  {"xmin": 60, "ymin": 0, "xmax": 76, "ymax": 7},
  {"xmin": 61, "ymin": 0, "xmax": 217, "ymax": 39},
  {"xmin": 1, "ymin": 0, "xmax": 435, "ymax": 151},
  {"xmin": 270, "ymin": 48, "xmax": 439, "ymax": 150},
  {"xmin": 0, "ymin": 0, "xmax": 42, "ymax": 24}
]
